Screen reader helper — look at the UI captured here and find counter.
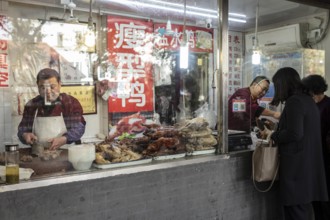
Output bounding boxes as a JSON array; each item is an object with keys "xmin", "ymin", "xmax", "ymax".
[{"xmin": 0, "ymin": 151, "xmax": 282, "ymax": 220}]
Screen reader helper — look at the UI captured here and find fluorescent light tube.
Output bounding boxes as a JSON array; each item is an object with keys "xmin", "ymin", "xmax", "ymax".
[
  {"xmin": 180, "ymin": 44, "xmax": 189, "ymax": 69},
  {"xmin": 104, "ymin": 0, "xmax": 246, "ymax": 22}
]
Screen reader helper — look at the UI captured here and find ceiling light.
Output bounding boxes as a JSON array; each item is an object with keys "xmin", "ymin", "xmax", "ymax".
[
  {"xmin": 252, "ymin": 50, "xmax": 260, "ymax": 65},
  {"xmin": 104, "ymin": 0, "xmax": 246, "ymax": 22},
  {"xmin": 85, "ymin": 0, "xmax": 95, "ymax": 50},
  {"xmin": 229, "ymin": 13, "xmax": 246, "ymax": 18},
  {"xmin": 180, "ymin": 0, "xmax": 188, "ymax": 69},
  {"xmin": 65, "ymin": 0, "xmax": 79, "ymax": 23},
  {"xmin": 165, "ymin": 20, "xmax": 175, "ymax": 36},
  {"xmin": 180, "ymin": 43, "xmax": 189, "ymax": 69},
  {"xmin": 229, "ymin": 18, "xmax": 246, "ymax": 23}
]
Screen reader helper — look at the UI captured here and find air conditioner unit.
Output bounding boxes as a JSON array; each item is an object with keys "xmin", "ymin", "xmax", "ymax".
[{"xmin": 245, "ymin": 23, "xmax": 309, "ymax": 52}]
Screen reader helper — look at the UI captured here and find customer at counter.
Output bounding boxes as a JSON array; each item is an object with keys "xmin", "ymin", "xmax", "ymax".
[
  {"xmin": 302, "ymin": 74, "xmax": 330, "ymax": 220},
  {"xmin": 17, "ymin": 68, "xmax": 86, "ymax": 151},
  {"xmin": 228, "ymin": 75, "xmax": 280, "ymax": 132},
  {"xmin": 270, "ymin": 67, "xmax": 328, "ymax": 220}
]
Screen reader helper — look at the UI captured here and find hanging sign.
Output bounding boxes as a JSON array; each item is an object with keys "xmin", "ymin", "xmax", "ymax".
[
  {"xmin": 228, "ymin": 31, "xmax": 243, "ymax": 96},
  {"xmin": 107, "ymin": 16, "xmax": 154, "ymax": 113},
  {"xmin": 0, "ymin": 15, "xmax": 9, "ymax": 87},
  {"xmin": 154, "ymin": 23, "xmax": 213, "ymax": 53}
]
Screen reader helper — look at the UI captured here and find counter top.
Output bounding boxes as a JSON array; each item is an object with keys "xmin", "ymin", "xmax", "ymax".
[
  {"xmin": 0, "ymin": 149, "xmax": 253, "ymax": 193},
  {"xmin": 0, "ymin": 153, "xmax": 233, "ymax": 193}
]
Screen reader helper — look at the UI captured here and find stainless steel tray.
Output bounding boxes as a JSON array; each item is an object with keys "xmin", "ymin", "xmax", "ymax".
[
  {"xmin": 93, "ymin": 158, "xmax": 152, "ymax": 169},
  {"xmin": 153, "ymin": 153, "xmax": 186, "ymax": 161},
  {"xmin": 191, "ymin": 148, "xmax": 216, "ymax": 156}
]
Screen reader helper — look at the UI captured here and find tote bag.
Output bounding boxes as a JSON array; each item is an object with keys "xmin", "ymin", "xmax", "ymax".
[{"xmin": 252, "ymin": 140, "xmax": 279, "ymax": 192}]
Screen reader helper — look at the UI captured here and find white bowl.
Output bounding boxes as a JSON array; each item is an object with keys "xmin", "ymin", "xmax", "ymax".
[{"xmin": 68, "ymin": 144, "xmax": 95, "ymax": 171}]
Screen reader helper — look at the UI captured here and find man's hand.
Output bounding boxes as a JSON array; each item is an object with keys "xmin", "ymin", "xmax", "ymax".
[
  {"xmin": 22, "ymin": 132, "xmax": 38, "ymax": 145},
  {"xmin": 48, "ymin": 136, "xmax": 67, "ymax": 150}
]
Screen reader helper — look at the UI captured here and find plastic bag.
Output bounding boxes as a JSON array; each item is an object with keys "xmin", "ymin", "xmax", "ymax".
[{"xmin": 194, "ymin": 103, "xmax": 217, "ymax": 129}]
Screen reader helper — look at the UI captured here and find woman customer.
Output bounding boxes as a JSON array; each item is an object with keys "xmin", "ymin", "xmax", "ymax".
[
  {"xmin": 302, "ymin": 74, "xmax": 330, "ymax": 220},
  {"xmin": 270, "ymin": 67, "xmax": 328, "ymax": 220}
]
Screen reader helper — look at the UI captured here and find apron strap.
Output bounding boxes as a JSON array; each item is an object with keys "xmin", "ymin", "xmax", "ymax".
[{"xmin": 32, "ymin": 108, "xmax": 39, "ymax": 133}]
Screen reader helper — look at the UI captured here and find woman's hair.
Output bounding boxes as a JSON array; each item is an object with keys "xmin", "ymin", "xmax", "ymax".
[
  {"xmin": 270, "ymin": 67, "xmax": 303, "ymax": 106},
  {"xmin": 301, "ymin": 74, "xmax": 328, "ymax": 95},
  {"xmin": 36, "ymin": 68, "xmax": 61, "ymax": 83},
  {"xmin": 249, "ymin": 75, "xmax": 270, "ymax": 86}
]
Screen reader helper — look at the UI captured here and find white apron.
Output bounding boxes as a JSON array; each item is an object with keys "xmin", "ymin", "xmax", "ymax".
[{"xmin": 32, "ymin": 108, "xmax": 67, "ymax": 154}]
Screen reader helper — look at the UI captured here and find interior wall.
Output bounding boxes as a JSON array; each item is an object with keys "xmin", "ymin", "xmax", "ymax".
[{"xmin": 243, "ymin": 11, "xmax": 330, "ymax": 93}]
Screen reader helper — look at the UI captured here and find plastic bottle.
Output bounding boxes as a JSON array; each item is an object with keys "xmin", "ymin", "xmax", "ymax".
[{"xmin": 5, "ymin": 144, "xmax": 19, "ymax": 184}]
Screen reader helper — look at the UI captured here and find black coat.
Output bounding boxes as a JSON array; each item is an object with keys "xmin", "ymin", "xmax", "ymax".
[{"xmin": 271, "ymin": 93, "xmax": 328, "ymax": 206}]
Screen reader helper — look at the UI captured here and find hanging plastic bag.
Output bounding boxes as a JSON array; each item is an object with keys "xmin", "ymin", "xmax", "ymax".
[{"xmin": 194, "ymin": 103, "xmax": 217, "ymax": 129}]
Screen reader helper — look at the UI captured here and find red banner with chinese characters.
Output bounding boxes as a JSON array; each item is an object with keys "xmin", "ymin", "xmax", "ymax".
[
  {"xmin": 154, "ymin": 23, "xmax": 213, "ymax": 53},
  {"xmin": 107, "ymin": 16, "xmax": 154, "ymax": 113},
  {"xmin": 0, "ymin": 15, "xmax": 9, "ymax": 87}
]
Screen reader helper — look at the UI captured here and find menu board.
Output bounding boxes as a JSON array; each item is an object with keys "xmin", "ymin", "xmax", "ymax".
[{"xmin": 228, "ymin": 31, "xmax": 243, "ymax": 96}]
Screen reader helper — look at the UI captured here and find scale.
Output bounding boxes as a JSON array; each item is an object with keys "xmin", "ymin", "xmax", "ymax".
[{"xmin": 228, "ymin": 130, "xmax": 252, "ymax": 151}]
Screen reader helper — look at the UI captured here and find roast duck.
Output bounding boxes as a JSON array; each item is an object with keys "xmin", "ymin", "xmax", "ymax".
[
  {"xmin": 95, "ymin": 114, "xmax": 217, "ymax": 165},
  {"xmin": 96, "ymin": 112, "xmax": 182, "ymax": 164}
]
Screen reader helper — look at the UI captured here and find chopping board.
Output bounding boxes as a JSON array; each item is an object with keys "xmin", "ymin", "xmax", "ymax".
[{"xmin": 19, "ymin": 148, "xmax": 74, "ymax": 176}]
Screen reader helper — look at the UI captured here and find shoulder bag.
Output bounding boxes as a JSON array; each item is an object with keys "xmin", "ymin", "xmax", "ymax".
[{"xmin": 252, "ymin": 139, "xmax": 279, "ymax": 192}]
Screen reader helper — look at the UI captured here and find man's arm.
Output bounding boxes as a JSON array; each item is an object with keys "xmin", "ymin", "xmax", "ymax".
[
  {"xmin": 261, "ymin": 108, "xmax": 281, "ymax": 119},
  {"xmin": 17, "ymin": 103, "xmax": 36, "ymax": 144},
  {"xmin": 62, "ymin": 95, "xmax": 86, "ymax": 144}
]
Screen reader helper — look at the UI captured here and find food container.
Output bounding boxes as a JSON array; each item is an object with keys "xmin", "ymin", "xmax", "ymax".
[
  {"xmin": 0, "ymin": 166, "xmax": 34, "ymax": 182},
  {"xmin": 68, "ymin": 144, "xmax": 95, "ymax": 171},
  {"xmin": 5, "ymin": 144, "xmax": 19, "ymax": 184}
]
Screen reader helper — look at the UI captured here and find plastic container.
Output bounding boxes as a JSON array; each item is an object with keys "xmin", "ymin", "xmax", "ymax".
[
  {"xmin": 5, "ymin": 144, "xmax": 19, "ymax": 184},
  {"xmin": 68, "ymin": 144, "xmax": 95, "ymax": 171}
]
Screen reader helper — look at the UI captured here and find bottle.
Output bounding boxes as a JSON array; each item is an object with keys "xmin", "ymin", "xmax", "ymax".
[{"xmin": 5, "ymin": 144, "xmax": 19, "ymax": 184}]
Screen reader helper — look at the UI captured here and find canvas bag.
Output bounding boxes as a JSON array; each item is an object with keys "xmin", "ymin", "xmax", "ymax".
[{"xmin": 252, "ymin": 139, "xmax": 279, "ymax": 192}]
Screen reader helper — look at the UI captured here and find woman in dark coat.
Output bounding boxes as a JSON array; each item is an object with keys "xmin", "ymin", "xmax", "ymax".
[
  {"xmin": 270, "ymin": 67, "xmax": 328, "ymax": 220},
  {"xmin": 302, "ymin": 74, "xmax": 330, "ymax": 220}
]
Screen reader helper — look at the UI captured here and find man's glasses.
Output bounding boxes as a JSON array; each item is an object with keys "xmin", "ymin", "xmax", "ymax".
[
  {"xmin": 257, "ymin": 83, "xmax": 269, "ymax": 93},
  {"xmin": 38, "ymin": 84, "xmax": 59, "ymax": 90}
]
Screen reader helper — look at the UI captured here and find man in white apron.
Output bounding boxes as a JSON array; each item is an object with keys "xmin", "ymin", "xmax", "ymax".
[{"xmin": 17, "ymin": 68, "xmax": 86, "ymax": 154}]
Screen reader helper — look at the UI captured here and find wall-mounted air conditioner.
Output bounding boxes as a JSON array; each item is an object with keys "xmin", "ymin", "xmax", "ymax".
[{"xmin": 245, "ymin": 23, "xmax": 309, "ymax": 52}]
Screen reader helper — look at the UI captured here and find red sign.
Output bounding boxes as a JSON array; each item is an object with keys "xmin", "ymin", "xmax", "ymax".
[
  {"xmin": 0, "ymin": 16, "xmax": 9, "ymax": 87},
  {"xmin": 154, "ymin": 23, "xmax": 213, "ymax": 53},
  {"xmin": 107, "ymin": 16, "xmax": 154, "ymax": 113}
]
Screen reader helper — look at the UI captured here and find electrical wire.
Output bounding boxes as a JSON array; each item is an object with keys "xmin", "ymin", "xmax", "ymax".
[{"xmin": 254, "ymin": 0, "xmax": 259, "ymax": 49}]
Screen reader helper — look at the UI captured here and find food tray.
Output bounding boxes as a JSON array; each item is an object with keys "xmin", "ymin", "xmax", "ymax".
[
  {"xmin": 190, "ymin": 148, "xmax": 216, "ymax": 156},
  {"xmin": 153, "ymin": 153, "xmax": 186, "ymax": 161},
  {"xmin": 93, "ymin": 158, "xmax": 152, "ymax": 169}
]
